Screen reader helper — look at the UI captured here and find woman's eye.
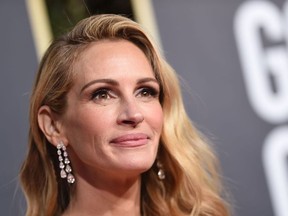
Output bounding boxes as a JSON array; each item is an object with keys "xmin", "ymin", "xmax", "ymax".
[
  {"xmin": 137, "ymin": 87, "xmax": 159, "ymax": 99},
  {"xmin": 91, "ymin": 89, "xmax": 112, "ymax": 101}
]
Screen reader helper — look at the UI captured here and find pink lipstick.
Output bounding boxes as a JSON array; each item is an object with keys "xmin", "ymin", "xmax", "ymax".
[{"xmin": 110, "ymin": 133, "xmax": 149, "ymax": 147}]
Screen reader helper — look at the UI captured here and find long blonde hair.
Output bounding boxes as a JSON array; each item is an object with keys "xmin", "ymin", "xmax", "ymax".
[{"xmin": 20, "ymin": 14, "xmax": 229, "ymax": 216}]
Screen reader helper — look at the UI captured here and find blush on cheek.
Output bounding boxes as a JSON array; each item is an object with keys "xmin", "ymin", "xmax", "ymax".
[{"xmin": 153, "ymin": 107, "xmax": 163, "ymax": 130}]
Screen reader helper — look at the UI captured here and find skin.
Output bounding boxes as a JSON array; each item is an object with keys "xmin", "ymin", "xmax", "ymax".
[{"xmin": 38, "ymin": 39, "xmax": 163, "ymax": 215}]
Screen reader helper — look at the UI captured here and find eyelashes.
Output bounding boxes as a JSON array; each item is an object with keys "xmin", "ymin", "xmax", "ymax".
[
  {"xmin": 89, "ymin": 86, "xmax": 160, "ymax": 103},
  {"xmin": 90, "ymin": 88, "xmax": 114, "ymax": 101},
  {"xmin": 136, "ymin": 87, "xmax": 159, "ymax": 98}
]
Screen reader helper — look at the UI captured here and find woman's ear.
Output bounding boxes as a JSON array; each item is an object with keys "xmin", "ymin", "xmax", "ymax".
[{"xmin": 38, "ymin": 105, "xmax": 66, "ymax": 147}]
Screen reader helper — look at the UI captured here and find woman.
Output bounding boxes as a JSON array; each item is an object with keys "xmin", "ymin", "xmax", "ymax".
[{"xmin": 20, "ymin": 14, "xmax": 230, "ymax": 216}]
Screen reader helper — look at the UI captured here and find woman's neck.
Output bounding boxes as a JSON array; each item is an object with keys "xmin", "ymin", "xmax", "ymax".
[{"xmin": 63, "ymin": 173, "xmax": 142, "ymax": 216}]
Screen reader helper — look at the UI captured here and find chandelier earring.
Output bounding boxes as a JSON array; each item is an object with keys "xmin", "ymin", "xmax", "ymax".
[
  {"xmin": 156, "ymin": 159, "xmax": 166, "ymax": 180},
  {"xmin": 57, "ymin": 142, "xmax": 75, "ymax": 184}
]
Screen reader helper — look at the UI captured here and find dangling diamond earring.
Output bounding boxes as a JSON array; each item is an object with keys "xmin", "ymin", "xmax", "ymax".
[
  {"xmin": 156, "ymin": 159, "xmax": 165, "ymax": 180},
  {"xmin": 57, "ymin": 142, "xmax": 75, "ymax": 184}
]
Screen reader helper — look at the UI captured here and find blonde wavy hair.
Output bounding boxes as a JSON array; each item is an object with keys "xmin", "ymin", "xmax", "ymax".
[{"xmin": 20, "ymin": 14, "xmax": 229, "ymax": 216}]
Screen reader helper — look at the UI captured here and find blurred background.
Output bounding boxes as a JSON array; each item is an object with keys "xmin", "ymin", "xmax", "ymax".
[{"xmin": 1, "ymin": 0, "xmax": 288, "ymax": 215}]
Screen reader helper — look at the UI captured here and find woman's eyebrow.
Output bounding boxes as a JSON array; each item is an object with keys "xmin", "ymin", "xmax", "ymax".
[
  {"xmin": 80, "ymin": 79, "xmax": 119, "ymax": 93},
  {"xmin": 80, "ymin": 77, "xmax": 159, "ymax": 93},
  {"xmin": 137, "ymin": 77, "xmax": 159, "ymax": 85}
]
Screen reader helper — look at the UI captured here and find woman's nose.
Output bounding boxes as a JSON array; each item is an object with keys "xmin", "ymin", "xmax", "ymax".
[{"xmin": 117, "ymin": 99, "xmax": 144, "ymax": 127}]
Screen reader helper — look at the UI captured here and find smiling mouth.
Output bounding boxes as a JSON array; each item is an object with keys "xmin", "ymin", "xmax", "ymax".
[{"xmin": 110, "ymin": 133, "xmax": 149, "ymax": 147}]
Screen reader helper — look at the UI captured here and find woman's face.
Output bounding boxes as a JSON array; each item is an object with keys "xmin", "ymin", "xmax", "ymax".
[{"xmin": 61, "ymin": 40, "xmax": 163, "ymax": 180}]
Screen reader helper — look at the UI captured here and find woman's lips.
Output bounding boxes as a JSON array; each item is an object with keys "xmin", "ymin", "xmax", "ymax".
[{"xmin": 110, "ymin": 133, "xmax": 149, "ymax": 147}]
